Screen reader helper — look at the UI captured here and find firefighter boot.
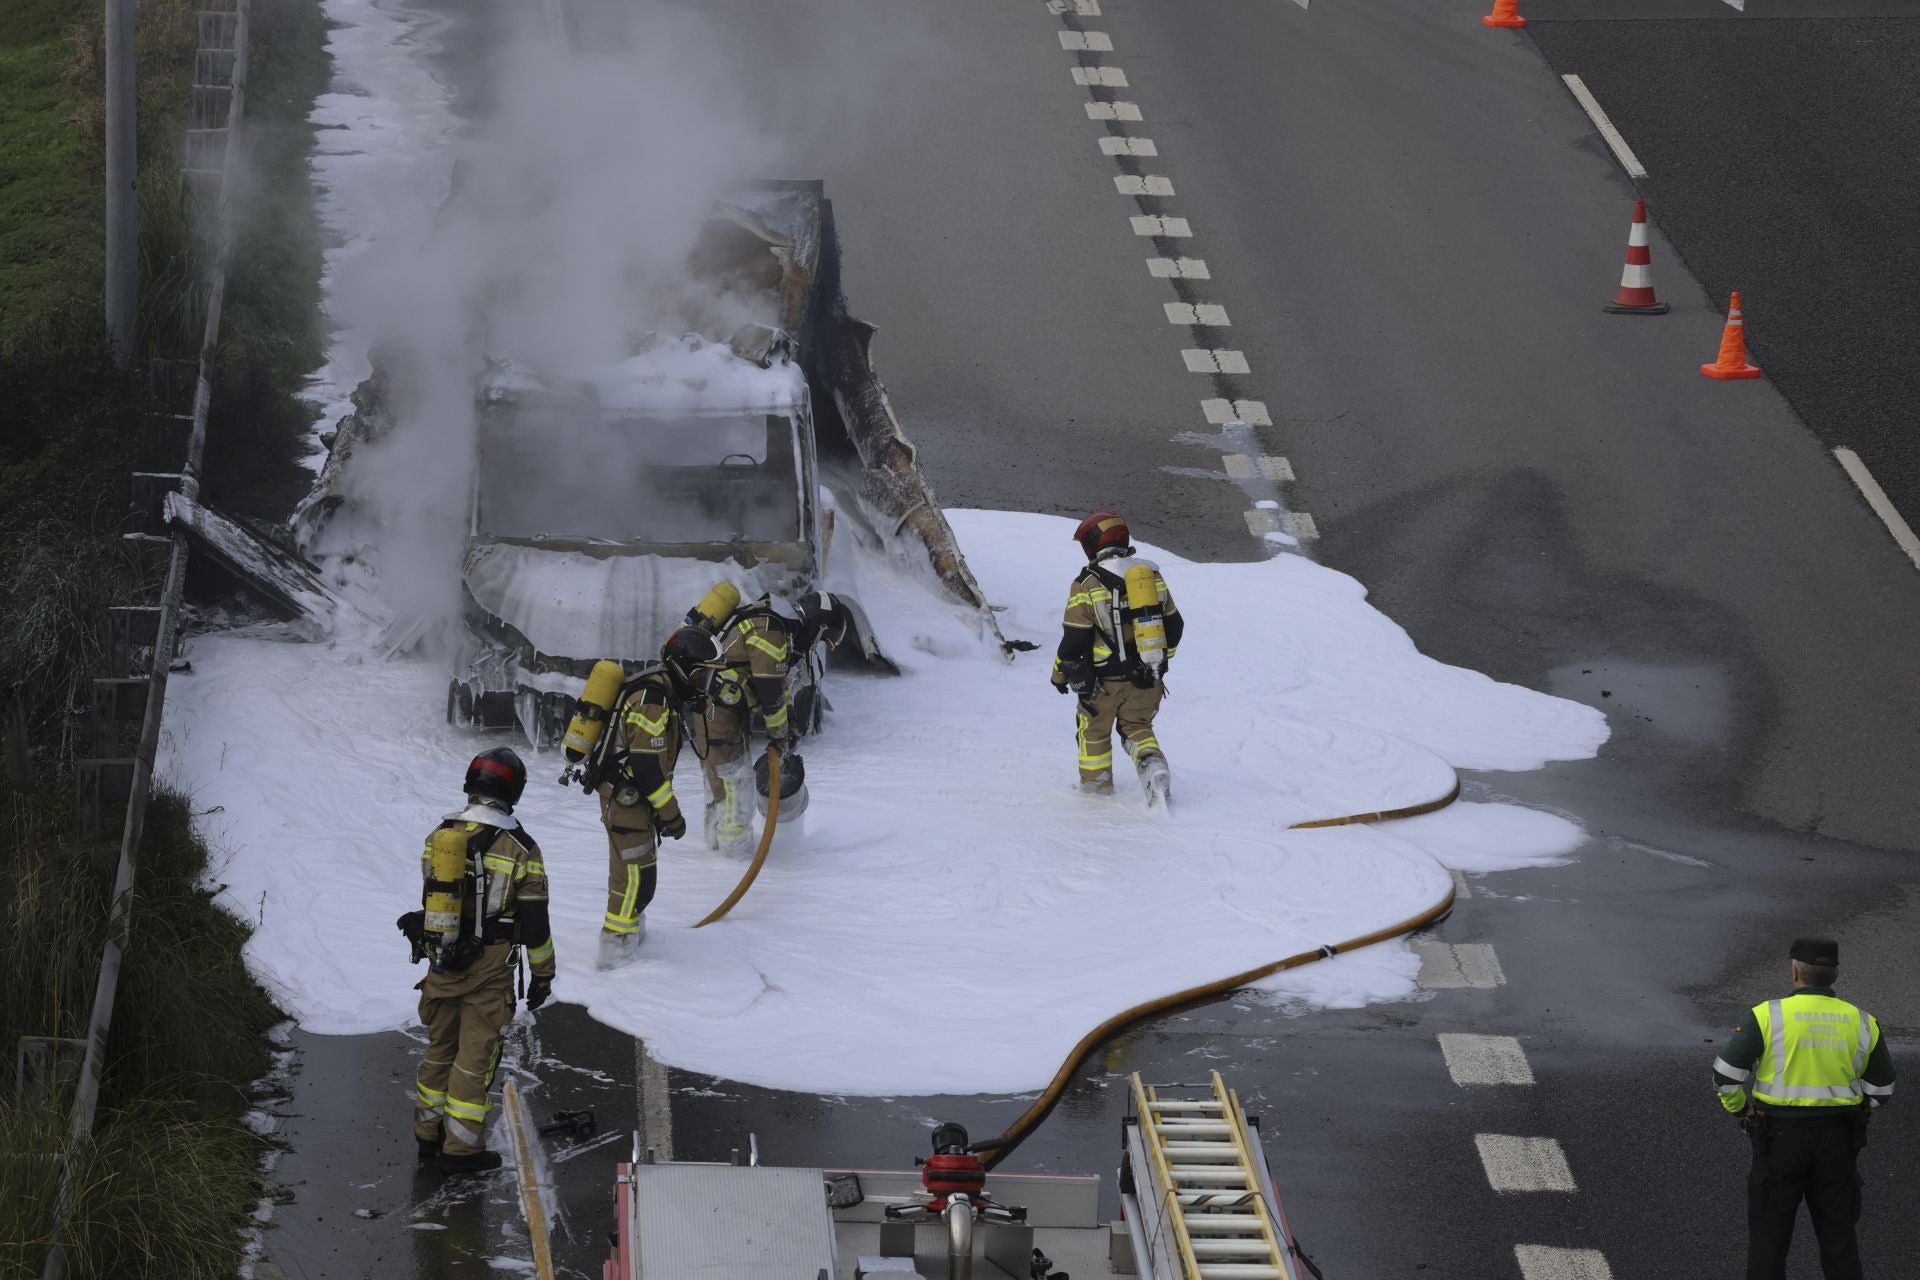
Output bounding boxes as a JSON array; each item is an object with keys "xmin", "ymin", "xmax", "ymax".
[
  {"xmin": 1136, "ymin": 751, "xmax": 1172, "ymax": 809},
  {"xmin": 597, "ymin": 920, "xmax": 643, "ymax": 971},
  {"xmin": 437, "ymin": 1148, "xmax": 504, "ymax": 1176},
  {"xmin": 1079, "ymin": 769, "xmax": 1114, "ymax": 796}
]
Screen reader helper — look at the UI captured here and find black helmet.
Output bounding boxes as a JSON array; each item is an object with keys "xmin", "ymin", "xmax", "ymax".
[
  {"xmin": 661, "ymin": 626, "xmax": 722, "ymax": 702},
  {"xmin": 465, "ymin": 746, "xmax": 526, "ymax": 807},
  {"xmin": 796, "ymin": 590, "xmax": 849, "ymax": 651}
]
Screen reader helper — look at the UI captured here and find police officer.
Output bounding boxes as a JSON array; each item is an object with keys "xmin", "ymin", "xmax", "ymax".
[
  {"xmin": 398, "ymin": 748, "xmax": 554, "ymax": 1175},
  {"xmin": 1713, "ymin": 938, "xmax": 1896, "ymax": 1279}
]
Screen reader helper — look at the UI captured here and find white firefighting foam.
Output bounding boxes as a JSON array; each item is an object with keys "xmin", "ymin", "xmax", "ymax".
[{"xmin": 159, "ymin": 511, "xmax": 1606, "ymax": 1095}]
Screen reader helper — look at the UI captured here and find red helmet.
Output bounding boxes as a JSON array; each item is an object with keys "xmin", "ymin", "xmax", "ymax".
[{"xmin": 1073, "ymin": 511, "xmax": 1131, "ymax": 560}]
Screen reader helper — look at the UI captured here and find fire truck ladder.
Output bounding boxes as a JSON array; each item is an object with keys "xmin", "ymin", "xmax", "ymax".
[{"xmin": 1122, "ymin": 1072, "xmax": 1304, "ymax": 1280}]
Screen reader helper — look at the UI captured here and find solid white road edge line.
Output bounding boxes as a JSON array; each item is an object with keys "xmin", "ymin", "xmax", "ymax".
[
  {"xmin": 1439, "ymin": 1033, "xmax": 1536, "ymax": 1086},
  {"xmin": 1834, "ymin": 448, "xmax": 1920, "ymax": 571},
  {"xmin": 1515, "ymin": 1245, "xmax": 1616, "ymax": 1280},
  {"xmin": 1560, "ymin": 75, "xmax": 1648, "ymax": 181},
  {"xmin": 1474, "ymin": 1134, "xmax": 1577, "ymax": 1193}
]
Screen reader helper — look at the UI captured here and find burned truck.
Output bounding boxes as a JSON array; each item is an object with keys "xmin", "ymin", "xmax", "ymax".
[{"xmin": 300, "ymin": 180, "xmax": 1006, "ymax": 748}]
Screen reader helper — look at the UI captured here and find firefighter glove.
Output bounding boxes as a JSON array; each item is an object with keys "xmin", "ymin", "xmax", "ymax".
[
  {"xmin": 396, "ymin": 910, "xmax": 424, "ymax": 944},
  {"xmin": 658, "ymin": 811, "xmax": 687, "ymax": 841},
  {"xmin": 525, "ymin": 976, "xmax": 552, "ymax": 1011},
  {"xmin": 1054, "ymin": 679, "xmax": 1071, "ymax": 695}
]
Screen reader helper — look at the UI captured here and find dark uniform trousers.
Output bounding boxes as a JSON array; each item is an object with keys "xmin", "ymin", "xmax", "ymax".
[{"xmin": 1748, "ymin": 1114, "xmax": 1864, "ymax": 1280}]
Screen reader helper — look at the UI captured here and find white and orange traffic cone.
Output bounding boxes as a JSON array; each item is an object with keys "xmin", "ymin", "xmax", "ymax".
[
  {"xmin": 1482, "ymin": 0, "xmax": 1525, "ymax": 27},
  {"xmin": 1701, "ymin": 291, "xmax": 1762, "ymax": 380},
  {"xmin": 1603, "ymin": 199, "xmax": 1668, "ymax": 315}
]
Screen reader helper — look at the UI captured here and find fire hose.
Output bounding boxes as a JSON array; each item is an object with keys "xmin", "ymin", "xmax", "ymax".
[
  {"xmin": 692, "ymin": 745, "xmax": 782, "ymax": 928},
  {"xmin": 979, "ymin": 775, "xmax": 1462, "ymax": 1169}
]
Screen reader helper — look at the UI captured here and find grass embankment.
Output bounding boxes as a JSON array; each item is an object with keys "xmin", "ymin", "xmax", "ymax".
[{"xmin": 0, "ymin": 0, "xmax": 328, "ymax": 1274}]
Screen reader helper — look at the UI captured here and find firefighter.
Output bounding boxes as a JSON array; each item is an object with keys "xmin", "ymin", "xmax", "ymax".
[
  {"xmin": 591, "ymin": 641, "xmax": 702, "ymax": 970},
  {"xmin": 1714, "ymin": 938, "xmax": 1895, "ymax": 1280},
  {"xmin": 1051, "ymin": 511, "xmax": 1183, "ymax": 803},
  {"xmin": 396, "ymin": 747, "xmax": 553, "ymax": 1175}
]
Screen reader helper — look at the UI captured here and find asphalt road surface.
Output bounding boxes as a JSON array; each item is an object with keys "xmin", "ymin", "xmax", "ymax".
[{"xmin": 254, "ymin": 0, "xmax": 1920, "ymax": 1277}]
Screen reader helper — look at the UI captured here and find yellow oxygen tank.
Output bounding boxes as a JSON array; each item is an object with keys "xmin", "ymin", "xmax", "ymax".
[
  {"xmin": 1124, "ymin": 564, "xmax": 1167, "ymax": 672},
  {"xmin": 421, "ymin": 827, "xmax": 469, "ymax": 955},
  {"xmin": 562, "ymin": 660, "xmax": 626, "ymax": 764},
  {"xmin": 688, "ymin": 581, "xmax": 742, "ymax": 631}
]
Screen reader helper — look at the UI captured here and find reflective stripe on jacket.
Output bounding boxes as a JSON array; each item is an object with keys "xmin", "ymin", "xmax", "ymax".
[{"xmin": 1713, "ymin": 990, "xmax": 1893, "ymax": 1114}]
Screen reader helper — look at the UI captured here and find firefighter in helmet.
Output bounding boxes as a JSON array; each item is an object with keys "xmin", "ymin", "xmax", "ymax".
[
  {"xmin": 1051, "ymin": 512, "xmax": 1183, "ymax": 802},
  {"xmin": 680, "ymin": 583, "xmax": 853, "ymax": 850},
  {"xmin": 397, "ymin": 747, "xmax": 553, "ymax": 1175},
  {"xmin": 589, "ymin": 639, "xmax": 707, "ymax": 970}
]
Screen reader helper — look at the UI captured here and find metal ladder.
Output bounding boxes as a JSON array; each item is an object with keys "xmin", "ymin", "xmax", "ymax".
[{"xmin": 1127, "ymin": 1072, "xmax": 1300, "ymax": 1280}]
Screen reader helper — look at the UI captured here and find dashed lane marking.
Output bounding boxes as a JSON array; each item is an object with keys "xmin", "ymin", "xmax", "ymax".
[
  {"xmin": 1474, "ymin": 1134, "xmax": 1577, "ymax": 1193},
  {"xmin": 1560, "ymin": 75, "xmax": 1648, "ymax": 181},
  {"xmin": 635, "ymin": 1038, "xmax": 674, "ymax": 1162},
  {"xmin": 1166, "ymin": 302, "xmax": 1229, "ymax": 325},
  {"xmin": 1244, "ymin": 508, "xmax": 1316, "ymax": 540},
  {"xmin": 1147, "ymin": 257, "xmax": 1209, "ymax": 278},
  {"xmin": 1451, "ymin": 868, "xmax": 1472, "ymax": 899},
  {"xmin": 1086, "ymin": 101, "xmax": 1142, "ymax": 121},
  {"xmin": 1059, "ymin": 30, "xmax": 1113, "ymax": 50},
  {"xmin": 1117, "ymin": 175, "xmax": 1176, "ymax": 197},
  {"xmin": 1201, "ymin": 397, "xmax": 1269, "ymax": 426},
  {"xmin": 1515, "ymin": 1246, "xmax": 1615, "ymax": 1280},
  {"xmin": 1223, "ymin": 453, "xmax": 1289, "ymax": 481},
  {"xmin": 1412, "ymin": 940, "xmax": 1506, "ymax": 989},
  {"xmin": 1834, "ymin": 447, "xmax": 1920, "ymax": 571},
  {"xmin": 1100, "ymin": 136, "xmax": 1158, "ymax": 157},
  {"xmin": 1046, "ymin": 0, "xmax": 1101, "ymax": 13},
  {"xmin": 1439, "ymin": 1034, "xmax": 1535, "ymax": 1086},
  {"xmin": 1072, "ymin": 66, "xmax": 1128, "ymax": 87},
  {"xmin": 1131, "ymin": 215, "xmax": 1191, "ymax": 238},
  {"xmin": 1182, "ymin": 349, "xmax": 1250, "ymax": 375}
]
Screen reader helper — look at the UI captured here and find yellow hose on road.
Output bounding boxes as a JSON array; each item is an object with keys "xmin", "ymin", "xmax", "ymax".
[
  {"xmin": 693, "ymin": 746, "xmax": 782, "ymax": 929},
  {"xmin": 981, "ymin": 771, "xmax": 1463, "ymax": 1168}
]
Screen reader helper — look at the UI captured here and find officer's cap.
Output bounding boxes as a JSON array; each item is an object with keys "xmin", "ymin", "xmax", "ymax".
[{"xmin": 1789, "ymin": 937, "xmax": 1839, "ymax": 966}]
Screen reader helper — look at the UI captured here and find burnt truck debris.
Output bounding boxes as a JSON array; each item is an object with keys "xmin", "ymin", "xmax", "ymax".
[{"xmin": 297, "ymin": 180, "xmax": 1005, "ymax": 748}]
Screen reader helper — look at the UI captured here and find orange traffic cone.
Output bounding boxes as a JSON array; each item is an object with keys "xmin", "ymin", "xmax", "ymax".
[
  {"xmin": 1701, "ymin": 291, "xmax": 1762, "ymax": 380},
  {"xmin": 1483, "ymin": 0, "xmax": 1525, "ymax": 27},
  {"xmin": 1604, "ymin": 199, "xmax": 1668, "ymax": 314}
]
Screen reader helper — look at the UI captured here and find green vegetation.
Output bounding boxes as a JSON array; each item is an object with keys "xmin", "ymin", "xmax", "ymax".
[{"xmin": 0, "ymin": 0, "xmax": 330, "ymax": 1274}]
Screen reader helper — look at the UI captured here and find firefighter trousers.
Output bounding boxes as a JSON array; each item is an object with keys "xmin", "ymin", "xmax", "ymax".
[
  {"xmin": 414, "ymin": 942, "xmax": 515, "ymax": 1156},
  {"xmin": 1747, "ymin": 1119, "xmax": 1863, "ymax": 1280},
  {"xmin": 1076, "ymin": 678, "xmax": 1165, "ymax": 783},
  {"xmin": 597, "ymin": 785, "xmax": 659, "ymax": 937},
  {"xmin": 691, "ymin": 703, "xmax": 754, "ymax": 847}
]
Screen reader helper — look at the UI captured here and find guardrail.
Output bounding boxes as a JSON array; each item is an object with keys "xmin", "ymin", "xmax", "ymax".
[{"xmin": 38, "ymin": 3, "xmax": 250, "ymax": 1275}]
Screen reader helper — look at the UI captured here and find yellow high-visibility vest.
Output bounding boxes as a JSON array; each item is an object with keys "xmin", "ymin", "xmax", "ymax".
[{"xmin": 1751, "ymin": 993, "xmax": 1880, "ymax": 1108}]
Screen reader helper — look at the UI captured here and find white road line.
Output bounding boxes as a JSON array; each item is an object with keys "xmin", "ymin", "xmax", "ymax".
[
  {"xmin": 1131, "ymin": 215, "xmax": 1191, "ymax": 238},
  {"xmin": 1244, "ymin": 509, "xmax": 1317, "ymax": 540},
  {"xmin": 1515, "ymin": 1246, "xmax": 1616, "ymax": 1280},
  {"xmin": 1182, "ymin": 349, "xmax": 1250, "ymax": 375},
  {"xmin": 635, "ymin": 1038, "xmax": 674, "ymax": 1162},
  {"xmin": 1439, "ymin": 1034, "xmax": 1536, "ymax": 1086},
  {"xmin": 1223, "ymin": 453, "xmax": 1290, "ymax": 481},
  {"xmin": 1059, "ymin": 30, "xmax": 1113, "ymax": 51},
  {"xmin": 1100, "ymin": 136, "xmax": 1158, "ymax": 157},
  {"xmin": 1834, "ymin": 447, "xmax": 1920, "ymax": 571},
  {"xmin": 1086, "ymin": 101, "xmax": 1142, "ymax": 121},
  {"xmin": 1072, "ymin": 66, "xmax": 1127, "ymax": 87},
  {"xmin": 1722, "ymin": 0, "xmax": 1745, "ymax": 10},
  {"xmin": 1412, "ymin": 940, "xmax": 1506, "ymax": 989},
  {"xmin": 1165, "ymin": 302, "xmax": 1228, "ymax": 325},
  {"xmin": 1147, "ymin": 257, "xmax": 1209, "ymax": 278},
  {"xmin": 1451, "ymin": 868, "xmax": 1472, "ymax": 899},
  {"xmin": 1201, "ymin": 398, "xmax": 1269, "ymax": 426},
  {"xmin": 1046, "ymin": 0, "xmax": 1101, "ymax": 14},
  {"xmin": 1560, "ymin": 75, "xmax": 1648, "ymax": 180},
  {"xmin": 1474, "ymin": 1135, "xmax": 1576, "ymax": 1193},
  {"xmin": 1117, "ymin": 175, "xmax": 1175, "ymax": 196}
]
